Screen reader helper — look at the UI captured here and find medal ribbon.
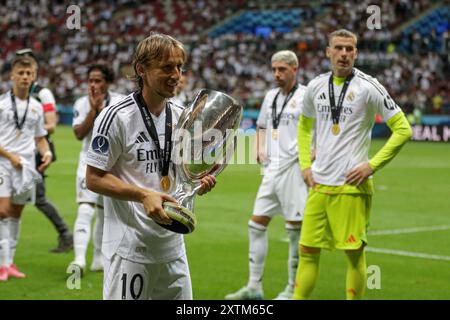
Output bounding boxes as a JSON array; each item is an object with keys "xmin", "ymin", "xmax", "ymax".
[
  {"xmin": 328, "ymin": 69, "xmax": 354, "ymax": 127},
  {"xmin": 10, "ymin": 91, "xmax": 30, "ymax": 131},
  {"xmin": 271, "ymin": 83, "xmax": 298, "ymax": 129},
  {"xmin": 135, "ymin": 92, "xmax": 172, "ymax": 177}
]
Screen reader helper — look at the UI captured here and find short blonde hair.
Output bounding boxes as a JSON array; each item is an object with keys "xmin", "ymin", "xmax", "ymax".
[
  {"xmin": 328, "ymin": 29, "xmax": 358, "ymax": 46},
  {"xmin": 271, "ymin": 50, "xmax": 298, "ymax": 67},
  {"xmin": 132, "ymin": 32, "xmax": 186, "ymax": 90},
  {"xmin": 11, "ymin": 56, "xmax": 38, "ymax": 70}
]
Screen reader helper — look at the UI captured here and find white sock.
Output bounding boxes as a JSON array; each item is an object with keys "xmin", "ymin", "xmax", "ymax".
[
  {"xmin": 286, "ymin": 223, "xmax": 302, "ymax": 288},
  {"xmin": 247, "ymin": 220, "xmax": 268, "ymax": 290},
  {"xmin": 73, "ymin": 203, "xmax": 95, "ymax": 266},
  {"xmin": 93, "ymin": 206, "xmax": 104, "ymax": 259},
  {"xmin": 8, "ymin": 217, "xmax": 21, "ymax": 266},
  {"xmin": 0, "ymin": 219, "xmax": 9, "ymax": 267}
]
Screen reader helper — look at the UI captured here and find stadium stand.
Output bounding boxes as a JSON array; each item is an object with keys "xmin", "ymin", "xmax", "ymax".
[{"xmin": 0, "ymin": 0, "xmax": 448, "ymax": 121}]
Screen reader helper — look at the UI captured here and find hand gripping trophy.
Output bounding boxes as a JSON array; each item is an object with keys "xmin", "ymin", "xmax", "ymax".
[{"xmin": 159, "ymin": 89, "xmax": 242, "ymax": 234}]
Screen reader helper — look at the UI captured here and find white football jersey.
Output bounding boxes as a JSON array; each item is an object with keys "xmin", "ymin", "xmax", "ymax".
[
  {"xmin": 37, "ymin": 87, "xmax": 55, "ymax": 105},
  {"xmin": 86, "ymin": 92, "xmax": 186, "ymax": 264},
  {"xmin": 0, "ymin": 91, "xmax": 47, "ymax": 163},
  {"xmin": 72, "ymin": 91, "xmax": 125, "ymax": 162},
  {"xmin": 302, "ymin": 68, "xmax": 401, "ymax": 186},
  {"xmin": 257, "ymin": 84, "xmax": 307, "ymax": 172}
]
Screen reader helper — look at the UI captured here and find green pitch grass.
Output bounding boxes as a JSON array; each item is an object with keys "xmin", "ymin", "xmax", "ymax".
[{"xmin": 0, "ymin": 126, "xmax": 449, "ymax": 300}]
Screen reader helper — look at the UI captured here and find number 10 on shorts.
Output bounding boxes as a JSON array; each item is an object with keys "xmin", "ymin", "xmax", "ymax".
[{"xmin": 121, "ymin": 273, "xmax": 144, "ymax": 300}]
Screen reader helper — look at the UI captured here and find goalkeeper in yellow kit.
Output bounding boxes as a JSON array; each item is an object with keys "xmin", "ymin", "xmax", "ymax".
[{"xmin": 294, "ymin": 29, "xmax": 412, "ymax": 300}]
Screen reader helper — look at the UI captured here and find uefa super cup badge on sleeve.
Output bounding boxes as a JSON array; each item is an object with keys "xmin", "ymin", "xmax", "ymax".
[{"xmin": 158, "ymin": 89, "xmax": 242, "ymax": 234}]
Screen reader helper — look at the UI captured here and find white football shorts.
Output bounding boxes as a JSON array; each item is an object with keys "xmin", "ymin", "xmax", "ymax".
[
  {"xmin": 76, "ymin": 161, "xmax": 103, "ymax": 206},
  {"xmin": 103, "ymin": 253, "xmax": 192, "ymax": 300},
  {"xmin": 0, "ymin": 163, "xmax": 35, "ymax": 205},
  {"xmin": 252, "ymin": 162, "xmax": 308, "ymax": 221}
]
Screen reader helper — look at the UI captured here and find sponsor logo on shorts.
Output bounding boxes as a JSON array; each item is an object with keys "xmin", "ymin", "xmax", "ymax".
[{"xmin": 346, "ymin": 234, "xmax": 357, "ymax": 243}]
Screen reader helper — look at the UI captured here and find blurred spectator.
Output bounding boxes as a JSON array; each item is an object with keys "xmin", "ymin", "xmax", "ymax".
[{"xmin": 0, "ymin": 0, "xmax": 448, "ymax": 121}]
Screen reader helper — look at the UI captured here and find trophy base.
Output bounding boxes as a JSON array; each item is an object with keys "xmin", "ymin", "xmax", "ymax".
[{"xmin": 160, "ymin": 202, "xmax": 197, "ymax": 234}]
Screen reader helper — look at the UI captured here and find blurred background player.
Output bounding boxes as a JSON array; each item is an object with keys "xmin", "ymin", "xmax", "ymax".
[
  {"xmin": 69, "ymin": 64, "xmax": 125, "ymax": 274},
  {"xmin": 225, "ymin": 50, "xmax": 309, "ymax": 300},
  {"xmin": 0, "ymin": 56, "xmax": 53, "ymax": 281},
  {"xmin": 294, "ymin": 29, "xmax": 412, "ymax": 300},
  {"xmin": 15, "ymin": 48, "xmax": 73, "ymax": 253}
]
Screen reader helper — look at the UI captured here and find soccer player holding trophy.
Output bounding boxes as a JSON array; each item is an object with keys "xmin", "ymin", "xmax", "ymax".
[
  {"xmin": 294, "ymin": 29, "xmax": 412, "ymax": 300},
  {"xmin": 85, "ymin": 33, "xmax": 241, "ymax": 300}
]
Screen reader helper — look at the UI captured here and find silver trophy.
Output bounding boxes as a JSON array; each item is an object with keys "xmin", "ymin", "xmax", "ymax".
[{"xmin": 160, "ymin": 89, "xmax": 242, "ymax": 234}]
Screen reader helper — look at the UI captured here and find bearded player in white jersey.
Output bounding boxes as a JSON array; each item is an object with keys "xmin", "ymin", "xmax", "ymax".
[
  {"xmin": 226, "ymin": 50, "xmax": 309, "ymax": 300},
  {"xmin": 68, "ymin": 64, "xmax": 125, "ymax": 275},
  {"xmin": 294, "ymin": 29, "xmax": 412, "ymax": 300},
  {"xmin": 0, "ymin": 56, "xmax": 53, "ymax": 281},
  {"xmin": 85, "ymin": 33, "xmax": 216, "ymax": 300}
]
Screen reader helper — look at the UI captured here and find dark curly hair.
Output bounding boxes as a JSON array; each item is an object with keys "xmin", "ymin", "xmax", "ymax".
[{"xmin": 87, "ymin": 64, "xmax": 115, "ymax": 83}]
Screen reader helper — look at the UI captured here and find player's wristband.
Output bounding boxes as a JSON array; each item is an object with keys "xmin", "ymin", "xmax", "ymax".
[{"xmin": 43, "ymin": 150, "xmax": 53, "ymax": 158}]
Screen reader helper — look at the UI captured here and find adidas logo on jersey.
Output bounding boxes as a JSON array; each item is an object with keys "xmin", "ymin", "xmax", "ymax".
[
  {"xmin": 346, "ymin": 234, "xmax": 357, "ymax": 243},
  {"xmin": 135, "ymin": 132, "xmax": 150, "ymax": 144},
  {"xmin": 317, "ymin": 92, "xmax": 327, "ymax": 100}
]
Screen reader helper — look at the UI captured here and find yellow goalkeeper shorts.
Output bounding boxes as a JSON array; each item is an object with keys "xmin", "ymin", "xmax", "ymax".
[{"xmin": 299, "ymin": 189, "xmax": 372, "ymax": 251}]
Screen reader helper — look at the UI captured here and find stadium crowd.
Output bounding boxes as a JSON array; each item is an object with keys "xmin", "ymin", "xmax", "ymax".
[{"xmin": 0, "ymin": 0, "xmax": 449, "ymax": 116}]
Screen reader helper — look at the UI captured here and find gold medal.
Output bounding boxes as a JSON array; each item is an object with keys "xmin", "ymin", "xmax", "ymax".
[
  {"xmin": 272, "ymin": 129, "xmax": 278, "ymax": 140},
  {"xmin": 160, "ymin": 176, "xmax": 171, "ymax": 192},
  {"xmin": 331, "ymin": 124, "xmax": 340, "ymax": 136},
  {"xmin": 16, "ymin": 130, "xmax": 22, "ymax": 138}
]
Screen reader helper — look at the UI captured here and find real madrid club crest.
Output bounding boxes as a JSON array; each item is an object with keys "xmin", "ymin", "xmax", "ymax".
[{"xmin": 346, "ymin": 91, "xmax": 355, "ymax": 102}]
